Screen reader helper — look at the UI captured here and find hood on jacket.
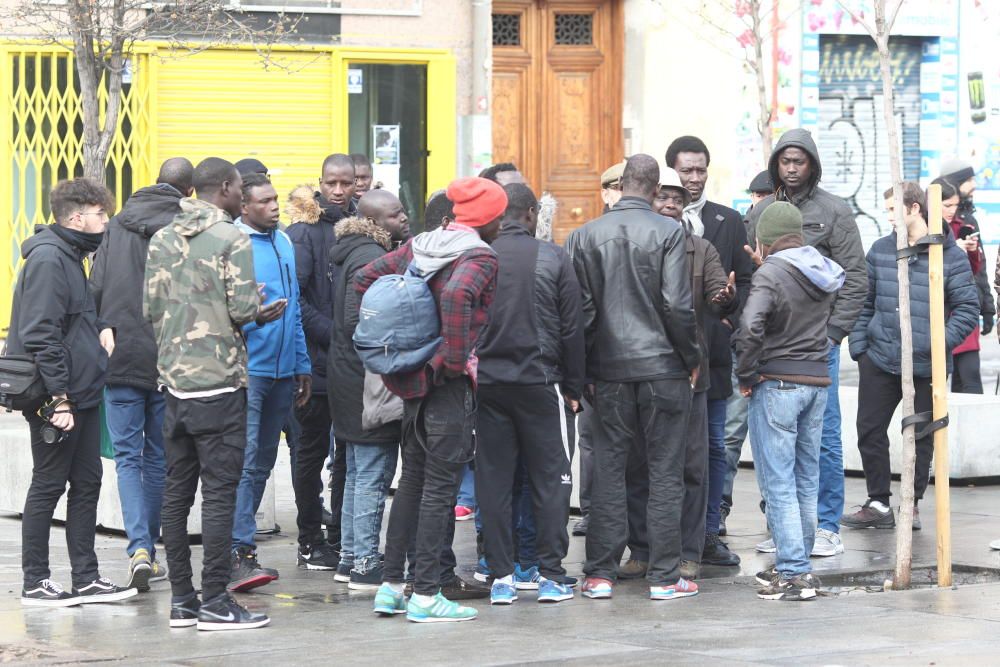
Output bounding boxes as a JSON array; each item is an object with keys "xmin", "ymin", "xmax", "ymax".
[
  {"xmin": 410, "ymin": 226, "xmax": 493, "ymax": 277},
  {"xmin": 772, "ymin": 245, "xmax": 846, "ymax": 297},
  {"xmin": 331, "ymin": 216, "xmax": 393, "ymax": 264},
  {"xmin": 285, "ymin": 185, "xmax": 321, "ymax": 225},
  {"xmin": 173, "ymin": 198, "xmax": 233, "ymax": 237},
  {"xmin": 769, "ymin": 128, "xmax": 823, "ymax": 196},
  {"xmin": 535, "ymin": 192, "xmax": 558, "ymax": 242},
  {"xmin": 116, "ymin": 184, "xmax": 183, "ymax": 238},
  {"xmin": 21, "ymin": 224, "xmax": 77, "ymax": 260}
]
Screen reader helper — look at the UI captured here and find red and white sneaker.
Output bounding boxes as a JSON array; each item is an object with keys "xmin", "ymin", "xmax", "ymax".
[
  {"xmin": 454, "ymin": 506, "xmax": 475, "ymax": 521},
  {"xmin": 581, "ymin": 577, "xmax": 614, "ymax": 599},
  {"xmin": 650, "ymin": 577, "xmax": 699, "ymax": 601}
]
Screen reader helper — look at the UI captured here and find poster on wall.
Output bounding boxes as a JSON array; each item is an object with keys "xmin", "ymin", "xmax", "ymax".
[
  {"xmin": 347, "ymin": 68, "xmax": 363, "ymax": 94},
  {"xmin": 373, "ymin": 124, "xmax": 401, "ymax": 196}
]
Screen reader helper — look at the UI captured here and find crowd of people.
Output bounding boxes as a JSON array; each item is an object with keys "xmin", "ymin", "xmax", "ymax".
[{"xmin": 7, "ymin": 129, "xmax": 992, "ymax": 627}]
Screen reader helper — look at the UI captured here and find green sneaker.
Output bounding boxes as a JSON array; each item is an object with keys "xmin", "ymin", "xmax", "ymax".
[
  {"xmin": 373, "ymin": 583, "xmax": 407, "ymax": 616},
  {"xmin": 406, "ymin": 592, "xmax": 477, "ymax": 623}
]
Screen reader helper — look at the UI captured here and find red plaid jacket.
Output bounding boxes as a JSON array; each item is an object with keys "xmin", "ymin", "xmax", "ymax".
[{"xmin": 354, "ymin": 238, "xmax": 499, "ymax": 400}]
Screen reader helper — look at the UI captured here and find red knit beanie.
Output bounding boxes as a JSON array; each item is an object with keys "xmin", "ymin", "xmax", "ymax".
[{"xmin": 446, "ymin": 177, "xmax": 508, "ymax": 228}]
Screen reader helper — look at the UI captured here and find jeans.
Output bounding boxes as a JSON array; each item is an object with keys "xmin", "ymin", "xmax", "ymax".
[
  {"xmin": 705, "ymin": 397, "xmax": 728, "ymax": 536},
  {"xmin": 162, "ymin": 390, "xmax": 247, "ymax": 601},
  {"xmin": 340, "ymin": 442, "xmax": 398, "ymax": 573},
  {"xmin": 512, "ymin": 459, "xmax": 538, "ymax": 567},
  {"xmin": 105, "ymin": 384, "xmax": 166, "ymax": 558},
  {"xmin": 749, "ymin": 380, "xmax": 826, "ymax": 579},
  {"xmin": 585, "ymin": 378, "xmax": 692, "ymax": 585},
  {"xmin": 457, "ymin": 464, "xmax": 476, "ymax": 508},
  {"xmin": 722, "ymin": 357, "xmax": 749, "ymax": 510},
  {"xmin": 383, "ymin": 377, "xmax": 474, "ymax": 596},
  {"xmin": 232, "ymin": 376, "xmax": 295, "ymax": 550},
  {"xmin": 818, "ymin": 342, "xmax": 844, "ymax": 533},
  {"xmin": 22, "ymin": 408, "xmax": 102, "ymax": 588}
]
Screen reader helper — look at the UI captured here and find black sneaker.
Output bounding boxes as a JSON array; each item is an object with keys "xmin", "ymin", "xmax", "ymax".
[
  {"xmin": 334, "ymin": 560, "xmax": 352, "ymax": 583},
  {"xmin": 21, "ymin": 579, "xmax": 81, "ymax": 607},
  {"xmin": 572, "ymin": 516, "xmax": 589, "ymax": 537},
  {"xmin": 842, "ymin": 500, "xmax": 895, "ymax": 529},
  {"xmin": 440, "ymin": 575, "xmax": 490, "ymax": 600},
  {"xmin": 755, "ymin": 566, "xmax": 779, "ymax": 586},
  {"xmin": 73, "ymin": 578, "xmax": 139, "ymax": 604},
  {"xmin": 170, "ymin": 592, "xmax": 200, "ymax": 628},
  {"xmin": 196, "ymin": 592, "xmax": 270, "ymax": 631},
  {"xmin": 701, "ymin": 533, "xmax": 741, "ymax": 566},
  {"xmin": 297, "ymin": 543, "xmax": 339, "ymax": 571},
  {"xmin": 719, "ymin": 506, "xmax": 730, "ymax": 537},
  {"xmin": 228, "ymin": 546, "xmax": 277, "ymax": 593},
  {"xmin": 348, "ymin": 565, "xmax": 384, "ymax": 591},
  {"xmin": 757, "ymin": 573, "xmax": 821, "ymax": 601}
]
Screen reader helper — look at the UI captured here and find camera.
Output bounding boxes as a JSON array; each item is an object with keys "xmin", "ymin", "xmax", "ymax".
[{"xmin": 37, "ymin": 398, "xmax": 70, "ymax": 445}]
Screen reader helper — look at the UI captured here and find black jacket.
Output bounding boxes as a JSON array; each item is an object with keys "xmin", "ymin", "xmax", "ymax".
[
  {"xmin": 746, "ymin": 129, "xmax": 868, "ymax": 344},
  {"xmin": 699, "ymin": 200, "xmax": 753, "ymax": 399},
  {"xmin": 90, "ymin": 184, "xmax": 182, "ymax": 390},
  {"xmin": 955, "ymin": 201, "xmax": 996, "ymax": 322},
  {"xmin": 477, "ymin": 223, "xmax": 585, "ymax": 399},
  {"xmin": 286, "ymin": 194, "xmax": 350, "ymax": 395},
  {"xmin": 566, "ymin": 197, "xmax": 701, "ymax": 382},
  {"xmin": 6, "ymin": 226, "xmax": 108, "ymax": 409},
  {"xmin": 327, "ymin": 218, "xmax": 401, "ymax": 444}
]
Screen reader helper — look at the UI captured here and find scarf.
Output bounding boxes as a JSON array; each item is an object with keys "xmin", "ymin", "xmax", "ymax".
[
  {"xmin": 682, "ymin": 191, "xmax": 708, "ymax": 237},
  {"xmin": 51, "ymin": 224, "xmax": 104, "ymax": 254}
]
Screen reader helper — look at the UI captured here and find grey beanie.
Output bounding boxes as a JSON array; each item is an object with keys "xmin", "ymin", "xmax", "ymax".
[
  {"xmin": 758, "ymin": 201, "xmax": 803, "ymax": 246},
  {"xmin": 940, "ymin": 157, "xmax": 975, "ymax": 185}
]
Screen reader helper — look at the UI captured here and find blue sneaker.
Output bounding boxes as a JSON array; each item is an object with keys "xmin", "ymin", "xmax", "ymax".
[
  {"xmin": 490, "ymin": 578, "xmax": 518, "ymax": 605},
  {"xmin": 473, "ymin": 556, "xmax": 492, "ymax": 583},
  {"xmin": 514, "ymin": 564, "xmax": 541, "ymax": 590},
  {"xmin": 407, "ymin": 593, "xmax": 478, "ymax": 623},
  {"xmin": 537, "ymin": 577, "xmax": 574, "ymax": 603},
  {"xmin": 372, "ymin": 583, "xmax": 407, "ymax": 615}
]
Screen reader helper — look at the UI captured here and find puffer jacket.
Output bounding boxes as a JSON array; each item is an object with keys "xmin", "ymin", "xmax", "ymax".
[
  {"xmin": 848, "ymin": 231, "xmax": 979, "ymax": 378},
  {"xmin": 746, "ymin": 128, "xmax": 867, "ymax": 344},
  {"xmin": 477, "ymin": 222, "xmax": 585, "ymax": 399},
  {"xmin": 327, "ymin": 217, "xmax": 401, "ymax": 444},
  {"xmin": 90, "ymin": 183, "xmax": 182, "ymax": 390},
  {"xmin": 565, "ymin": 197, "xmax": 701, "ymax": 382}
]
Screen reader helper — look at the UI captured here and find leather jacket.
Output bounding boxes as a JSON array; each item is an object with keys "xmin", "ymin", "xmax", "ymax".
[{"xmin": 565, "ymin": 197, "xmax": 701, "ymax": 382}]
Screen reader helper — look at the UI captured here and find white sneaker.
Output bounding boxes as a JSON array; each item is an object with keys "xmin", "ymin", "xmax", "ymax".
[
  {"xmin": 755, "ymin": 538, "xmax": 776, "ymax": 553},
  {"xmin": 989, "ymin": 539, "xmax": 1000, "ymax": 551},
  {"xmin": 811, "ymin": 528, "xmax": 845, "ymax": 557}
]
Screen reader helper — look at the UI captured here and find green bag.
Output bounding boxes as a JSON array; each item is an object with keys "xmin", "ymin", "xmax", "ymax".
[{"xmin": 99, "ymin": 398, "xmax": 114, "ymax": 460}]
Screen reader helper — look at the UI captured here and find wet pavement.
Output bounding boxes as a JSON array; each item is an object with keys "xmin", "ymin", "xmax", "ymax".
[{"xmin": 2, "ymin": 447, "xmax": 999, "ymax": 665}]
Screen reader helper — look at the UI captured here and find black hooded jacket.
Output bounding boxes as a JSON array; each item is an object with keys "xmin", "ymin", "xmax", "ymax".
[
  {"xmin": 745, "ymin": 129, "xmax": 868, "ymax": 343},
  {"xmin": 90, "ymin": 183, "xmax": 182, "ymax": 390},
  {"xmin": 7, "ymin": 225, "xmax": 108, "ymax": 409}
]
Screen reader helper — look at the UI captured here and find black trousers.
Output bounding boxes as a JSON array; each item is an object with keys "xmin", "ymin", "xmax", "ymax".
[
  {"xmin": 584, "ymin": 378, "xmax": 692, "ymax": 585},
  {"xmin": 577, "ymin": 402, "xmax": 595, "ymax": 518},
  {"xmin": 475, "ymin": 384, "xmax": 575, "ymax": 582},
  {"xmin": 22, "ymin": 407, "xmax": 102, "ymax": 588},
  {"xmin": 951, "ymin": 350, "xmax": 983, "ymax": 394},
  {"xmin": 856, "ymin": 354, "xmax": 935, "ymax": 504},
  {"xmin": 161, "ymin": 390, "xmax": 247, "ymax": 601},
  {"xmin": 292, "ymin": 395, "xmax": 345, "ymax": 547},
  {"xmin": 625, "ymin": 391, "xmax": 709, "ymax": 564},
  {"xmin": 383, "ymin": 377, "xmax": 474, "ymax": 596}
]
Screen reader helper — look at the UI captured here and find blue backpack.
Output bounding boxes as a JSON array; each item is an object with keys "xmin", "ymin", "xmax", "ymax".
[{"xmin": 353, "ymin": 262, "xmax": 442, "ymax": 375}]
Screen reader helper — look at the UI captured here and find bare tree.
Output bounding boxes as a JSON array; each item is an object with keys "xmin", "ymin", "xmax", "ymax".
[
  {"xmin": 837, "ymin": 0, "xmax": 915, "ymax": 589},
  {"xmin": 5, "ymin": 0, "xmax": 305, "ymax": 183}
]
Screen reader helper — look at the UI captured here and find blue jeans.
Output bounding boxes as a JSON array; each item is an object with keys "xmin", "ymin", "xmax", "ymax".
[
  {"xmin": 105, "ymin": 385, "xmax": 166, "ymax": 558},
  {"xmin": 340, "ymin": 442, "xmax": 398, "ymax": 574},
  {"xmin": 705, "ymin": 398, "xmax": 728, "ymax": 536},
  {"xmin": 457, "ymin": 464, "xmax": 476, "ymax": 508},
  {"xmin": 513, "ymin": 458, "xmax": 538, "ymax": 568},
  {"xmin": 232, "ymin": 376, "xmax": 295, "ymax": 550},
  {"xmin": 749, "ymin": 380, "xmax": 826, "ymax": 578},
  {"xmin": 819, "ymin": 343, "xmax": 844, "ymax": 533}
]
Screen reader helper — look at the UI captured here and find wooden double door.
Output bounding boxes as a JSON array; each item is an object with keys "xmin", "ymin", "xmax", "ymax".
[{"xmin": 491, "ymin": 0, "xmax": 623, "ymax": 243}]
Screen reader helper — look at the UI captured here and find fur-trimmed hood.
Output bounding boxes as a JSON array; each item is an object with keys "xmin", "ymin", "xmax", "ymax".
[
  {"xmin": 285, "ymin": 185, "xmax": 321, "ymax": 224},
  {"xmin": 334, "ymin": 216, "xmax": 393, "ymax": 249}
]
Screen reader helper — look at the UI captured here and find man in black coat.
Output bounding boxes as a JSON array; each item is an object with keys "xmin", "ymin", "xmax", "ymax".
[
  {"xmin": 90, "ymin": 157, "xmax": 193, "ymax": 592},
  {"xmin": 665, "ymin": 136, "xmax": 752, "ymax": 563},
  {"xmin": 8, "ymin": 178, "xmax": 136, "ymax": 607}
]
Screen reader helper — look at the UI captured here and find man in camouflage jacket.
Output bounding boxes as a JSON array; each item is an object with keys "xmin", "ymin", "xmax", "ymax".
[{"xmin": 143, "ymin": 157, "xmax": 281, "ymax": 630}]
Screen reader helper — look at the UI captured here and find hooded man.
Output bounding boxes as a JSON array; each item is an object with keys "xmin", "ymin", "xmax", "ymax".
[
  {"xmin": 357, "ymin": 177, "xmax": 503, "ymax": 623},
  {"xmin": 90, "ymin": 157, "xmax": 193, "ymax": 592},
  {"xmin": 745, "ymin": 128, "xmax": 867, "ymax": 558},
  {"xmin": 735, "ymin": 201, "xmax": 845, "ymax": 602}
]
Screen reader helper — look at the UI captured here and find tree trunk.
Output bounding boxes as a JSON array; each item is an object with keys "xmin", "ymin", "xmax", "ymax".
[
  {"xmin": 749, "ymin": 0, "xmax": 772, "ymax": 157},
  {"xmin": 871, "ymin": 0, "xmax": 917, "ymax": 590}
]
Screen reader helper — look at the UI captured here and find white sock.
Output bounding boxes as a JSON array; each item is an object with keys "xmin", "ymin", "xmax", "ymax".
[
  {"xmin": 386, "ymin": 582, "xmax": 404, "ymax": 594},
  {"xmin": 870, "ymin": 500, "xmax": 890, "ymax": 513},
  {"xmin": 496, "ymin": 574, "xmax": 514, "ymax": 585},
  {"xmin": 412, "ymin": 593, "xmax": 436, "ymax": 605}
]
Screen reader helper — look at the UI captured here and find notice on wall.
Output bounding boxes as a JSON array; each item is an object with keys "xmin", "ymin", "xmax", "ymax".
[
  {"xmin": 373, "ymin": 124, "xmax": 400, "ymax": 165},
  {"xmin": 347, "ymin": 68, "xmax": 363, "ymax": 94}
]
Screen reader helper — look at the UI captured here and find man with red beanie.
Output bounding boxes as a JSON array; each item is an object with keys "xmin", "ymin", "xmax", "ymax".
[{"xmin": 356, "ymin": 176, "xmax": 503, "ymax": 623}]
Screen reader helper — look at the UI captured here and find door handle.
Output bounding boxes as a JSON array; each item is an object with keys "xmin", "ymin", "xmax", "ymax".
[{"xmin": 571, "ymin": 207, "xmax": 583, "ymax": 220}]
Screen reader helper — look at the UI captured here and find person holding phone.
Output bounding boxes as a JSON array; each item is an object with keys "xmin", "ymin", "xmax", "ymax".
[{"xmin": 228, "ymin": 173, "xmax": 312, "ymax": 592}]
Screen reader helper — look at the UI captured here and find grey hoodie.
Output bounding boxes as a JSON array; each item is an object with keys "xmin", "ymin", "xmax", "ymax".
[
  {"xmin": 745, "ymin": 128, "xmax": 867, "ymax": 343},
  {"xmin": 411, "ymin": 226, "xmax": 493, "ymax": 276}
]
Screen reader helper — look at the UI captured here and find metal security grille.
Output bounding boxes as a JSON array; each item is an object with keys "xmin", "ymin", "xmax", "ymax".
[
  {"xmin": 492, "ymin": 13, "xmax": 521, "ymax": 46},
  {"xmin": 554, "ymin": 13, "xmax": 592, "ymax": 45},
  {"xmin": 817, "ymin": 34, "xmax": 923, "ymax": 245},
  {"xmin": 0, "ymin": 46, "xmax": 153, "ymax": 330}
]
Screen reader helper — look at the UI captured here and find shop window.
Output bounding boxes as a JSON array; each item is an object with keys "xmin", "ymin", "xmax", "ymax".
[
  {"xmin": 554, "ymin": 13, "xmax": 592, "ymax": 45},
  {"xmin": 492, "ymin": 13, "xmax": 521, "ymax": 46}
]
